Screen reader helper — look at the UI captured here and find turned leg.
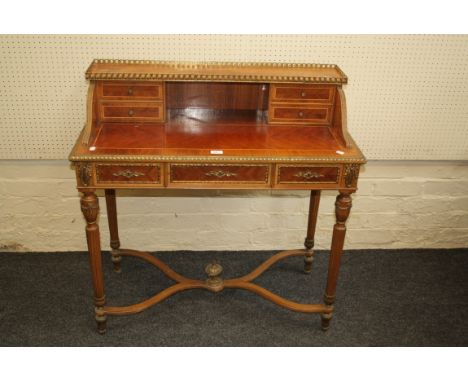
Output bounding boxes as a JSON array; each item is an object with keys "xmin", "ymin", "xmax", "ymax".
[
  {"xmin": 105, "ymin": 189, "xmax": 121, "ymax": 273},
  {"xmin": 321, "ymin": 191, "xmax": 352, "ymax": 331},
  {"xmin": 304, "ymin": 190, "xmax": 321, "ymax": 273},
  {"xmin": 81, "ymin": 191, "xmax": 107, "ymax": 334}
]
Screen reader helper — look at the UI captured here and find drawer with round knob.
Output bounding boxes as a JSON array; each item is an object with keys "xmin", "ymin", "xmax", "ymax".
[
  {"xmin": 99, "ymin": 101, "xmax": 165, "ymax": 122},
  {"xmin": 270, "ymin": 84, "xmax": 334, "ymax": 103},
  {"xmin": 100, "ymin": 81, "xmax": 164, "ymax": 99},
  {"xmin": 268, "ymin": 104, "xmax": 331, "ymax": 124}
]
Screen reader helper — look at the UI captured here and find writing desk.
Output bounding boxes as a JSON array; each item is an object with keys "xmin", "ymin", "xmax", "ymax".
[{"xmin": 69, "ymin": 60, "xmax": 366, "ymax": 334}]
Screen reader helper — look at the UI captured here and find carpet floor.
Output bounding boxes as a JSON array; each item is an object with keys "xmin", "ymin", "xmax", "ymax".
[{"xmin": 0, "ymin": 248, "xmax": 467, "ymax": 346}]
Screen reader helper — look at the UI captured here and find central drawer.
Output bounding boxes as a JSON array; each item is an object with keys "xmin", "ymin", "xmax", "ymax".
[{"xmin": 169, "ymin": 164, "xmax": 271, "ymax": 185}]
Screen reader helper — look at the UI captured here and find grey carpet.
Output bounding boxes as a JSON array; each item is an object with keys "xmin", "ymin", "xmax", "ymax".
[{"xmin": 0, "ymin": 248, "xmax": 467, "ymax": 346}]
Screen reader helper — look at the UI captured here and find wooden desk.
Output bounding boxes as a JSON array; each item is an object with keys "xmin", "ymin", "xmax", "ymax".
[{"xmin": 69, "ymin": 59, "xmax": 366, "ymax": 334}]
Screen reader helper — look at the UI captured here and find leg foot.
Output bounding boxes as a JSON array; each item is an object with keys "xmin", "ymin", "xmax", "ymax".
[
  {"xmin": 321, "ymin": 312, "xmax": 332, "ymax": 331},
  {"xmin": 111, "ymin": 248, "xmax": 122, "ymax": 274},
  {"xmin": 303, "ymin": 248, "xmax": 314, "ymax": 274},
  {"xmin": 95, "ymin": 307, "xmax": 107, "ymax": 334}
]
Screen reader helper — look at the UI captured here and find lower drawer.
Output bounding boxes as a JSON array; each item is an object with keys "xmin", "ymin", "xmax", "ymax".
[
  {"xmin": 96, "ymin": 164, "xmax": 162, "ymax": 185},
  {"xmin": 268, "ymin": 103, "xmax": 331, "ymax": 124},
  {"xmin": 169, "ymin": 164, "xmax": 270, "ymax": 185},
  {"xmin": 276, "ymin": 165, "xmax": 341, "ymax": 185},
  {"xmin": 99, "ymin": 101, "xmax": 165, "ymax": 122}
]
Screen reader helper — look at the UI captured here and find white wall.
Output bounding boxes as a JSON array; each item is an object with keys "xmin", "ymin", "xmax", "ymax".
[
  {"xmin": 1, "ymin": 35, "xmax": 467, "ymax": 252},
  {"xmin": 1, "ymin": 160, "xmax": 467, "ymax": 252},
  {"xmin": 1, "ymin": 35, "xmax": 468, "ymax": 161}
]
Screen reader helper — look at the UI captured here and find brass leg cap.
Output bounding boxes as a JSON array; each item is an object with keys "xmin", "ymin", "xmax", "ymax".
[
  {"xmin": 304, "ymin": 254, "xmax": 314, "ymax": 274},
  {"xmin": 113, "ymin": 265, "xmax": 122, "ymax": 274},
  {"xmin": 321, "ymin": 312, "xmax": 332, "ymax": 331},
  {"xmin": 96, "ymin": 320, "xmax": 107, "ymax": 335},
  {"xmin": 303, "ymin": 263, "xmax": 313, "ymax": 274},
  {"xmin": 111, "ymin": 254, "xmax": 122, "ymax": 273}
]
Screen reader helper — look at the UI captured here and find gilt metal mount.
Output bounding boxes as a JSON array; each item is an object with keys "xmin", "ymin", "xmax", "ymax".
[
  {"xmin": 294, "ymin": 171, "xmax": 324, "ymax": 180},
  {"xmin": 205, "ymin": 260, "xmax": 224, "ymax": 292},
  {"xmin": 344, "ymin": 164, "xmax": 360, "ymax": 188},
  {"xmin": 205, "ymin": 170, "xmax": 237, "ymax": 178},
  {"xmin": 113, "ymin": 170, "xmax": 145, "ymax": 179}
]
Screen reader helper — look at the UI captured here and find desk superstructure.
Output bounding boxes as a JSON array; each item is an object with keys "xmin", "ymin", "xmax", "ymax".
[{"xmin": 69, "ymin": 59, "xmax": 365, "ymax": 334}]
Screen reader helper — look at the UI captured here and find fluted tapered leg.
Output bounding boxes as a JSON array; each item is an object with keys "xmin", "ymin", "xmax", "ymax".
[
  {"xmin": 105, "ymin": 189, "xmax": 121, "ymax": 273},
  {"xmin": 304, "ymin": 190, "xmax": 321, "ymax": 273},
  {"xmin": 321, "ymin": 191, "xmax": 352, "ymax": 331},
  {"xmin": 81, "ymin": 191, "xmax": 107, "ymax": 334}
]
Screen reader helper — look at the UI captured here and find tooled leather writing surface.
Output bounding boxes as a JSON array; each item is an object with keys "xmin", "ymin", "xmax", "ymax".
[{"xmin": 91, "ymin": 117, "xmax": 344, "ymax": 154}]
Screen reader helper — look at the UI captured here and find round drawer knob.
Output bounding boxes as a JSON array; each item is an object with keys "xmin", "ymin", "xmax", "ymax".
[
  {"xmin": 298, "ymin": 111, "xmax": 304, "ymax": 118},
  {"xmin": 127, "ymin": 88, "xmax": 133, "ymax": 95},
  {"xmin": 128, "ymin": 110, "xmax": 134, "ymax": 116},
  {"xmin": 301, "ymin": 91, "xmax": 306, "ymax": 97}
]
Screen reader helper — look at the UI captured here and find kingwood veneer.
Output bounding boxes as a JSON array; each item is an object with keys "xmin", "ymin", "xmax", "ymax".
[{"xmin": 69, "ymin": 59, "xmax": 366, "ymax": 334}]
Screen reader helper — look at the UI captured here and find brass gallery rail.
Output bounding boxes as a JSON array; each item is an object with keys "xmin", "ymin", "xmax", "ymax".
[{"xmin": 102, "ymin": 248, "xmax": 333, "ymax": 317}]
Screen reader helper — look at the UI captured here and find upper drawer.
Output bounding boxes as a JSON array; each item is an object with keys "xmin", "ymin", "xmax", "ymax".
[
  {"xmin": 99, "ymin": 101, "xmax": 165, "ymax": 122},
  {"xmin": 270, "ymin": 84, "xmax": 334, "ymax": 103},
  {"xmin": 169, "ymin": 164, "xmax": 270, "ymax": 185},
  {"xmin": 99, "ymin": 81, "xmax": 164, "ymax": 99}
]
